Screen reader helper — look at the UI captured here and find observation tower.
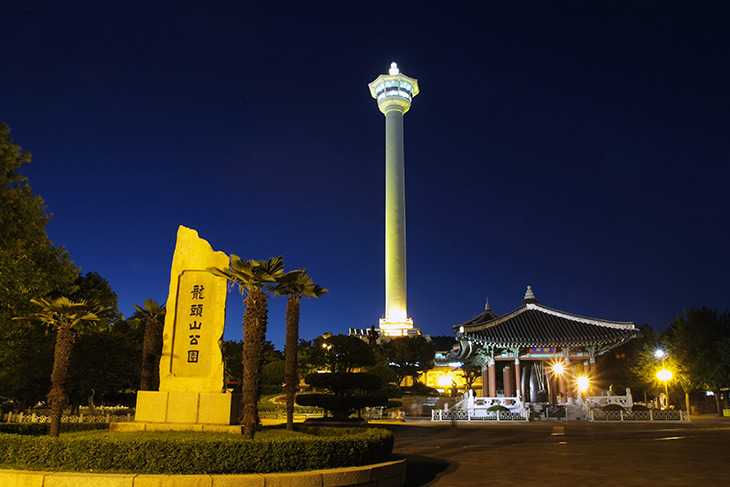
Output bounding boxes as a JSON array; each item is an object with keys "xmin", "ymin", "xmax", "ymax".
[{"xmin": 368, "ymin": 62, "xmax": 421, "ymax": 337}]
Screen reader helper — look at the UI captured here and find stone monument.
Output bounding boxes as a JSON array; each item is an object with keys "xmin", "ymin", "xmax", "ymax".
[{"xmin": 121, "ymin": 225, "xmax": 240, "ymax": 431}]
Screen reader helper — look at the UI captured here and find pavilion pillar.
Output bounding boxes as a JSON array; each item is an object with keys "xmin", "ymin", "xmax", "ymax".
[
  {"xmin": 503, "ymin": 365, "xmax": 513, "ymax": 397},
  {"xmin": 514, "ymin": 359, "xmax": 522, "ymax": 399},
  {"xmin": 481, "ymin": 364, "xmax": 489, "ymax": 396},
  {"xmin": 488, "ymin": 359, "xmax": 497, "ymax": 397}
]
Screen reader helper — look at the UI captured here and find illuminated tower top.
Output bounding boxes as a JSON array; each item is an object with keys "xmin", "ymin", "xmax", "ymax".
[{"xmin": 368, "ymin": 62, "xmax": 420, "ymax": 114}]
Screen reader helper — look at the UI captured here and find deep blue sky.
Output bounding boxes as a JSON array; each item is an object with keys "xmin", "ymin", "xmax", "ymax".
[{"xmin": 3, "ymin": 3, "xmax": 729, "ymax": 348}]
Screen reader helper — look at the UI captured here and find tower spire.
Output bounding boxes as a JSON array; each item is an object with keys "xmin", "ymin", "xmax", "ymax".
[{"xmin": 523, "ymin": 285, "xmax": 537, "ymax": 304}]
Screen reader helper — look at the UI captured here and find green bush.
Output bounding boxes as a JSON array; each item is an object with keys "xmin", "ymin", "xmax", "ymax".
[
  {"xmin": 0, "ymin": 427, "xmax": 394, "ymax": 474},
  {"xmin": 0, "ymin": 422, "xmax": 108, "ymax": 435},
  {"xmin": 486, "ymin": 404, "xmax": 509, "ymax": 412},
  {"xmin": 298, "ymin": 372, "xmax": 389, "ymax": 420}
]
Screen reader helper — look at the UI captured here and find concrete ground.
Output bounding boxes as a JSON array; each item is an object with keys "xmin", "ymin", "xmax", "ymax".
[{"xmin": 388, "ymin": 417, "xmax": 730, "ymax": 486}]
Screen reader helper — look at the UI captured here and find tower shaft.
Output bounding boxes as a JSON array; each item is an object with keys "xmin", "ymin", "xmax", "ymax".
[{"xmin": 385, "ymin": 110, "xmax": 407, "ymax": 322}]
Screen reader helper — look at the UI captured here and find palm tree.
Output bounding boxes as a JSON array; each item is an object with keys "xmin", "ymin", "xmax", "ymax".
[
  {"xmin": 273, "ymin": 270, "xmax": 327, "ymax": 430},
  {"xmin": 18, "ymin": 297, "xmax": 106, "ymax": 437},
  {"xmin": 130, "ymin": 299, "xmax": 165, "ymax": 391},
  {"xmin": 209, "ymin": 255, "xmax": 284, "ymax": 438}
]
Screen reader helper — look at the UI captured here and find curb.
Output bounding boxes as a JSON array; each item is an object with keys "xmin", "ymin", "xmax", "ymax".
[{"xmin": 0, "ymin": 458, "xmax": 405, "ymax": 487}]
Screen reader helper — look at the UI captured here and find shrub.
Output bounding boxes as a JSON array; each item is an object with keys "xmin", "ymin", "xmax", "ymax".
[
  {"xmin": 486, "ymin": 404, "xmax": 509, "ymax": 412},
  {"xmin": 632, "ymin": 404, "xmax": 649, "ymax": 411},
  {"xmin": 0, "ymin": 427, "xmax": 393, "ymax": 474},
  {"xmin": 0, "ymin": 422, "xmax": 107, "ymax": 435},
  {"xmin": 298, "ymin": 372, "xmax": 388, "ymax": 420}
]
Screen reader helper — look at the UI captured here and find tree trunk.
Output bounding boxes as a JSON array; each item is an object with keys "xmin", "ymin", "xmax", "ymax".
[
  {"xmin": 284, "ymin": 296, "xmax": 301, "ymax": 431},
  {"xmin": 139, "ymin": 317, "xmax": 161, "ymax": 391},
  {"xmin": 715, "ymin": 390, "xmax": 722, "ymax": 416},
  {"xmin": 684, "ymin": 391, "xmax": 691, "ymax": 418},
  {"xmin": 242, "ymin": 288, "xmax": 268, "ymax": 439},
  {"xmin": 48, "ymin": 323, "xmax": 75, "ymax": 437}
]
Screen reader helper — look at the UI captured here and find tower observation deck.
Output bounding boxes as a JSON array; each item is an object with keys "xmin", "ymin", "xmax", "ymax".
[{"xmin": 368, "ymin": 62, "xmax": 421, "ymax": 337}]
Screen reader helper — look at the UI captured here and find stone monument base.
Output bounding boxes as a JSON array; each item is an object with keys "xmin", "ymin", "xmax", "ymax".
[{"xmin": 132, "ymin": 391, "xmax": 241, "ymax": 426}]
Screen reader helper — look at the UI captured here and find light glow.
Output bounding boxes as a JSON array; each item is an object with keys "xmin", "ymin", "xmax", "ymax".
[
  {"xmin": 437, "ymin": 374, "xmax": 454, "ymax": 388},
  {"xmin": 654, "ymin": 348, "xmax": 667, "ymax": 359},
  {"xmin": 656, "ymin": 368, "xmax": 673, "ymax": 383},
  {"xmin": 550, "ymin": 360, "xmax": 566, "ymax": 376},
  {"xmin": 576, "ymin": 375, "xmax": 590, "ymax": 394},
  {"xmin": 389, "ymin": 62, "xmax": 399, "ymax": 75}
]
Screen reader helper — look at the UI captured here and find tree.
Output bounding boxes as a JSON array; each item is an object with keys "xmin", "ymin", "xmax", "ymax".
[
  {"xmin": 273, "ymin": 270, "xmax": 327, "ymax": 430},
  {"xmin": 66, "ymin": 274, "xmax": 137, "ymax": 410},
  {"xmin": 68, "ymin": 326, "xmax": 142, "ymax": 410},
  {"xmin": 0, "ymin": 122, "xmax": 78, "ymax": 407},
  {"xmin": 665, "ymin": 308, "xmax": 730, "ymax": 415},
  {"xmin": 18, "ymin": 297, "xmax": 106, "ymax": 436},
  {"xmin": 209, "ymin": 255, "xmax": 285, "ymax": 438},
  {"xmin": 381, "ymin": 336, "xmax": 435, "ymax": 386},
  {"xmin": 459, "ymin": 353, "xmax": 483, "ymax": 391},
  {"xmin": 297, "ymin": 372, "xmax": 389, "ymax": 421},
  {"xmin": 632, "ymin": 342, "xmax": 694, "ymax": 411},
  {"xmin": 312, "ymin": 334, "xmax": 375, "ymax": 373},
  {"xmin": 222, "ymin": 339, "xmax": 282, "ymax": 392},
  {"xmin": 296, "ymin": 339, "xmax": 318, "ymax": 377},
  {"xmin": 602, "ymin": 323, "xmax": 657, "ymax": 396},
  {"xmin": 130, "ymin": 300, "xmax": 165, "ymax": 391}
]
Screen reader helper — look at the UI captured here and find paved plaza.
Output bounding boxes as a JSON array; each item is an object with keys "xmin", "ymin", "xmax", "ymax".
[{"xmin": 390, "ymin": 418, "xmax": 730, "ymax": 486}]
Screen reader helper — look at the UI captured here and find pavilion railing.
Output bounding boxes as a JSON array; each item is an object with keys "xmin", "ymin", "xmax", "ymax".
[
  {"xmin": 590, "ymin": 409, "xmax": 686, "ymax": 422},
  {"xmin": 431, "ymin": 409, "xmax": 529, "ymax": 422}
]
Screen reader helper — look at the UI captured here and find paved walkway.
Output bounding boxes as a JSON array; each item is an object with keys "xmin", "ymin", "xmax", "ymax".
[{"xmin": 390, "ymin": 418, "xmax": 730, "ymax": 486}]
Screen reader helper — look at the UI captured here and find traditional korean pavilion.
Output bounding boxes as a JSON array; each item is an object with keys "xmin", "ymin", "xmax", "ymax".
[{"xmin": 454, "ymin": 286, "xmax": 638, "ymax": 403}]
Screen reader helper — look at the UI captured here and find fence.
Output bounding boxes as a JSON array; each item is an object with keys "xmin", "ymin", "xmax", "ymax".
[
  {"xmin": 590, "ymin": 409, "xmax": 687, "ymax": 422},
  {"xmin": 4, "ymin": 411, "xmax": 133, "ymax": 424},
  {"xmin": 431, "ymin": 409, "xmax": 528, "ymax": 422}
]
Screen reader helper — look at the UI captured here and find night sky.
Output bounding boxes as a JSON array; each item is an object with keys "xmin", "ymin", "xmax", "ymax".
[{"xmin": 3, "ymin": 3, "xmax": 729, "ymax": 347}]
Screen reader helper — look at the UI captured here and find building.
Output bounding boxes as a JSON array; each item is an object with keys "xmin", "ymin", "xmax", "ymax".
[
  {"xmin": 454, "ymin": 286, "xmax": 639, "ymax": 403},
  {"xmin": 368, "ymin": 62, "xmax": 421, "ymax": 337}
]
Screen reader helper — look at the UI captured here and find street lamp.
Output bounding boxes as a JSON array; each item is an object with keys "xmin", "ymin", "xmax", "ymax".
[
  {"xmin": 550, "ymin": 361, "xmax": 566, "ymax": 377},
  {"xmin": 654, "ymin": 348, "xmax": 667, "ymax": 360},
  {"xmin": 576, "ymin": 375, "xmax": 590, "ymax": 395},
  {"xmin": 656, "ymin": 368, "xmax": 673, "ymax": 410}
]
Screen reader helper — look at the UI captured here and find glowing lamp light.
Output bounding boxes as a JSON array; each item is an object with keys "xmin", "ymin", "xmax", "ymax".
[
  {"xmin": 551, "ymin": 361, "xmax": 566, "ymax": 376},
  {"xmin": 576, "ymin": 375, "xmax": 590, "ymax": 394},
  {"xmin": 437, "ymin": 374, "xmax": 453, "ymax": 388},
  {"xmin": 654, "ymin": 348, "xmax": 667, "ymax": 360},
  {"xmin": 656, "ymin": 368, "xmax": 673, "ymax": 383}
]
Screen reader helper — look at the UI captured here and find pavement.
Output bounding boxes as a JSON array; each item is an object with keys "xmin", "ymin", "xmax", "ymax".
[{"xmin": 387, "ymin": 417, "xmax": 730, "ymax": 486}]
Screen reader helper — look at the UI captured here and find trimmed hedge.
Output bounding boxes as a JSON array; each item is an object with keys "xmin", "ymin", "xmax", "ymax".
[
  {"xmin": 0, "ymin": 423, "xmax": 108, "ymax": 435},
  {"xmin": 0, "ymin": 427, "xmax": 394, "ymax": 474}
]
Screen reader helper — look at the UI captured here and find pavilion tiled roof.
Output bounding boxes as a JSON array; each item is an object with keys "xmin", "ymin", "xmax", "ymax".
[{"xmin": 456, "ymin": 301, "xmax": 638, "ymax": 350}]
